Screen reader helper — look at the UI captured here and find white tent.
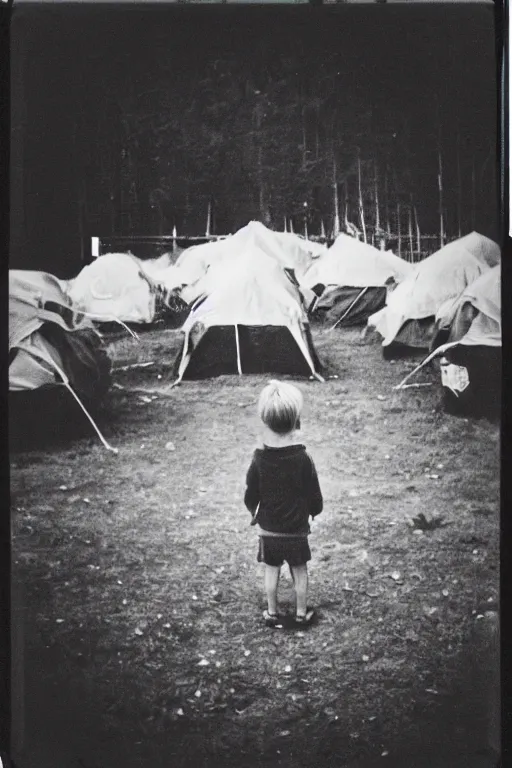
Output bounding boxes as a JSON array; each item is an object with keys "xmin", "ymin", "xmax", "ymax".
[
  {"xmin": 9, "ymin": 270, "xmax": 115, "ymax": 451},
  {"xmin": 301, "ymin": 234, "xmax": 412, "ymax": 326},
  {"xmin": 303, "ymin": 233, "xmax": 412, "ymax": 289},
  {"xmin": 174, "ymin": 248, "xmax": 323, "ymax": 382},
  {"xmin": 434, "ymin": 264, "xmax": 501, "ymax": 349},
  {"xmin": 150, "ymin": 264, "xmax": 188, "ymax": 293},
  {"xmin": 67, "ymin": 253, "xmax": 160, "ymax": 324},
  {"xmin": 176, "ymin": 221, "xmax": 315, "ymax": 297},
  {"xmin": 139, "ymin": 252, "xmax": 175, "ymax": 275},
  {"xmin": 367, "ymin": 232, "xmax": 500, "ymax": 349},
  {"xmin": 175, "ymin": 238, "xmax": 234, "ymax": 286},
  {"xmin": 275, "ymin": 231, "xmax": 328, "ymax": 260}
]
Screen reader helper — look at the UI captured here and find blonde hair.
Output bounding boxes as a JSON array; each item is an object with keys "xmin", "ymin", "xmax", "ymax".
[{"xmin": 258, "ymin": 380, "xmax": 303, "ymax": 435}]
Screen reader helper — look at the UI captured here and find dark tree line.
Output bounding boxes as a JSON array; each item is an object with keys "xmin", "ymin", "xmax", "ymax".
[{"xmin": 11, "ymin": 4, "xmax": 498, "ymax": 275}]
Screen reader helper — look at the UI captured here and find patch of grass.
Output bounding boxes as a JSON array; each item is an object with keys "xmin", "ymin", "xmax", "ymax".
[{"xmin": 11, "ymin": 327, "xmax": 499, "ymax": 768}]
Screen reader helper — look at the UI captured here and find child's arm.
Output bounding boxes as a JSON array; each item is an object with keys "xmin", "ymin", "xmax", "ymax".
[
  {"xmin": 244, "ymin": 454, "xmax": 260, "ymax": 516},
  {"xmin": 305, "ymin": 454, "xmax": 323, "ymax": 518}
]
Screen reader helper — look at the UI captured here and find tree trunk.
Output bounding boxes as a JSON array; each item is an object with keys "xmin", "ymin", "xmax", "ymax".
[
  {"xmin": 397, "ymin": 202, "xmax": 401, "ymax": 259},
  {"xmin": 436, "ymin": 100, "xmax": 445, "ymax": 248},
  {"xmin": 374, "ymin": 161, "xmax": 380, "ymax": 233},
  {"xmin": 301, "ymin": 106, "xmax": 308, "ymax": 169},
  {"xmin": 344, "ymin": 181, "xmax": 349, "ymax": 232},
  {"xmin": 414, "ymin": 205, "xmax": 421, "ymax": 262},
  {"xmin": 332, "ymin": 154, "xmax": 340, "ymax": 237},
  {"xmin": 408, "ymin": 203, "xmax": 414, "ymax": 263},
  {"xmin": 438, "ymin": 147, "xmax": 445, "ymax": 249},
  {"xmin": 315, "ymin": 104, "xmax": 320, "ymax": 161},
  {"xmin": 255, "ymin": 102, "xmax": 271, "ymax": 226},
  {"xmin": 358, "ymin": 154, "xmax": 367, "ymax": 243},
  {"xmin": 384, "ymin": 166, "xmax": 391, "ymax": 236},
  {"xmin": 456, "ymin": 129, "xmax": 462, "ymax": 238},
  {"xmin": 471, "ymin": 157, "xmax": 476, "ymax": 231}
]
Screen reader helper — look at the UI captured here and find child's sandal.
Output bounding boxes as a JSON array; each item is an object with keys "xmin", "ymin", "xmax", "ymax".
[
  {"xmin": 263, "ymin": 610, "xmax": 281, "ymax": 628},
  {"xmin": 295, "ymin": 609, "xmax": 315, "ymax": 626}
]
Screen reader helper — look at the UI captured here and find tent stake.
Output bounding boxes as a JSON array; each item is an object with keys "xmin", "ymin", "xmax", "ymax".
[
  {"xmin": 234, "ymin": 324, "xmax": 243, "ymax": 375},
  {"xmin": 330, "ymin": 287, "xmax": 369, "ymax": 331}
]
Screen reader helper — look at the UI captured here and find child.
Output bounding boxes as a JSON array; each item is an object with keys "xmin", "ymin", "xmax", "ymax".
[{"xmin": 244, "ymin": 380, "xmax": 323, "ymax": 627}]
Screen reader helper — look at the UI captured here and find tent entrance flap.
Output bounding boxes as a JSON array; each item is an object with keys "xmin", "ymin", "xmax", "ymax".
[
  {"xmin": 330, "ymin": 287, "xmax": 370, "ymax": 330},
  {"xmin": 176, "ymin": 325, "xmax": 321, "ymax": 380},
  {"xmin": 314, "ymin": 286, "xmax": 386, "ymax": 327}
]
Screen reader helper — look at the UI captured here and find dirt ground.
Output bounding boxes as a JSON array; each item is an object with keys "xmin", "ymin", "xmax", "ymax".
[{"xmin": 10, "ymin": 325, "xmax": 500, "ymax": 768}]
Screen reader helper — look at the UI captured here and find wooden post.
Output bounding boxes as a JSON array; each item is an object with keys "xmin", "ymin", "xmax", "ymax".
[
  {"xmin": 284, "ymin": 217, "xmax": 288, "ymax": 233},
  {"xmin": 172, "ymin": 225, "xmax": 177, "ymax": 253},
  {"xmin": 320, "ymin": 219, "xmax": 326, "ymax": 239},
  {"xmin": 206, "ymin": 200, "xmax": 211, "ymax": 237},
  {"xmin": 234, "ymin": 324, "xmax": 242, "ymax": 375}
]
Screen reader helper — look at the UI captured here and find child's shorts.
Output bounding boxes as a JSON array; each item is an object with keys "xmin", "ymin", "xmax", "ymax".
[{"xmin": 257, "ymin": 536, "xmax": 311, "ymax": 567}]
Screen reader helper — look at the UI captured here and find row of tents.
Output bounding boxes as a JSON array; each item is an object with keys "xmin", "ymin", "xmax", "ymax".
[{"xmin": 9, "ymin": 223, "xmax": 501, "ymax": 449}]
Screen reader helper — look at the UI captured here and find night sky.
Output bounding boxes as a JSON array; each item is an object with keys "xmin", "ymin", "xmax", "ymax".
[{"xmin": 10, "ymin": 3, "xmax": 498, "ymax": 277}]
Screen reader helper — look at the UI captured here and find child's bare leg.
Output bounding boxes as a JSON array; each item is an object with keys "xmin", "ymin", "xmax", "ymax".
[
  {"xmin": 264, "ymin": 565, "xmax": 280, "ymax": 615},
  {"xmin": 291, "ymin": 564, "xmax": 308, "ymax": 616}
]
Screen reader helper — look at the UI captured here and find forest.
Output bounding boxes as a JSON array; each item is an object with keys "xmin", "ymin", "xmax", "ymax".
[{"xmin": 11, "ymin": 4, "xmax": 498, "ymax": 274}]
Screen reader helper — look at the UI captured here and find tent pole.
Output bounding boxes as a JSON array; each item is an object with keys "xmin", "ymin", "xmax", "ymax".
[
  {"xmin": 289, "ymin": 325, "xmax": 324, "ymax": 382},
  {"xmin": 174, "ymin": 330, "xmax": 191, "ymax": 385},
  {"xmin": 19, "ymin": 346, "xmax": 118, "ymax": 453},
  {"xmin": 393, "ymin": 341, "xmax": 459, "ymax": 390},
  {"xmin": 330, "ymin": 287, "xmax": 369, "ymax": 331},
  {"xmin": 80, "ymin": 310, "xmax": 140, "ymax": 341},
  {"xmin": 234, "ymin": 324, "xmax": 243, "ymax": 375}
]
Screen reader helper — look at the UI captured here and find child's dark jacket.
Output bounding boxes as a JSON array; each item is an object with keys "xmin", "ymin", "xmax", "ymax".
[{"xmin": 244, "ymin": 444, "xmax": 323, "ymax": 535}]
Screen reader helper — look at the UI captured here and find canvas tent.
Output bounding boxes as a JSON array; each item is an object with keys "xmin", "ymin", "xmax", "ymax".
[
  {"xmin": 366, "ymin": 232, "xmax": 500, "ymax": 353},
  {"xmin": 173, "ymin": 249, "xmax": 323, "ymax": 381},
  {"xmin": 9, "ymin": 270, "xmax": 113, "ymax": 447},
  {"xmin": 67, "ymin": 252, "xmax": 163, "ymax": 325},
  {"xmin": 175, "ymin": 238, "xmax": 235, "ymax": 287},
  {"xmin": 177, "ymin": 221, "xmax": 316, "ymax": 299},
  {"xmin": 434, "ymin": 265, "xmax": 501, "ymax": 417},
  {"xmin": 303, "ymin": 234, "xmax": 412, "ymax": 326},
  {"xmin": 275, "ymin": 231, "xmax": 328, "ymax": 260}
]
